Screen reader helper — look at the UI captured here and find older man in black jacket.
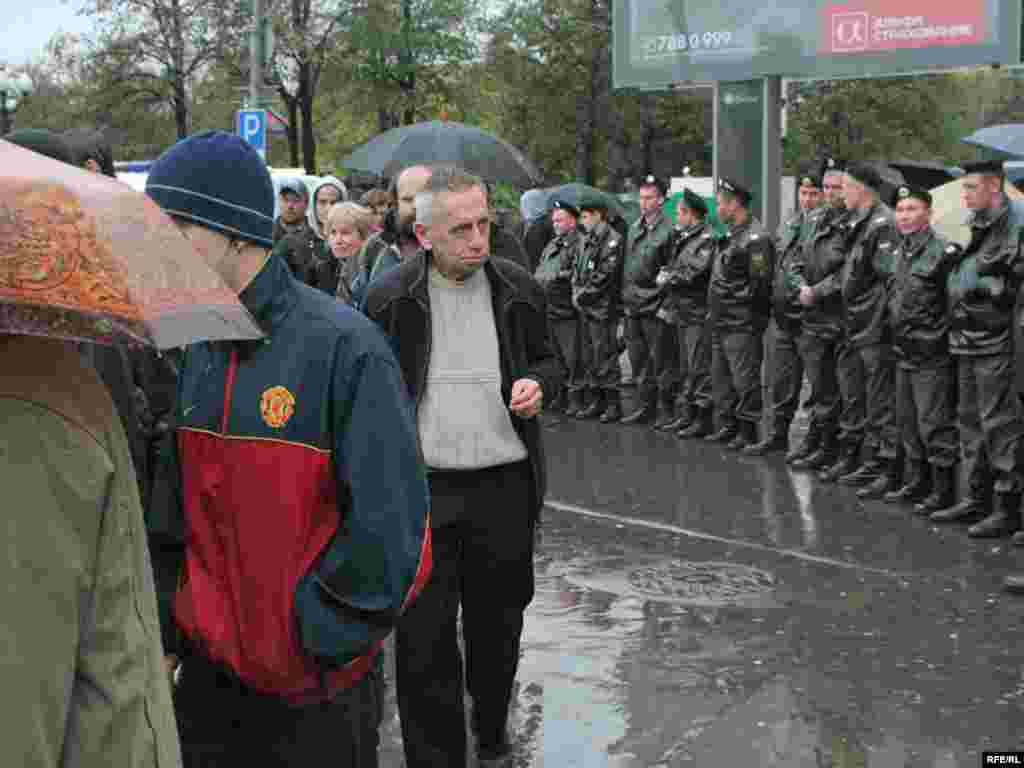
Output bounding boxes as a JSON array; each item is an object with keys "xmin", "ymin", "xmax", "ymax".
[{"xmin": 364, "ymin": 166, "xmax": 559, "ymax": 768}]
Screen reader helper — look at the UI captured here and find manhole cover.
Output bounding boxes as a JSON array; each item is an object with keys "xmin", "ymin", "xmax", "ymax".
[{"xmin": 627, "ymin": 561, "xmax": 775, "ymax": 605}]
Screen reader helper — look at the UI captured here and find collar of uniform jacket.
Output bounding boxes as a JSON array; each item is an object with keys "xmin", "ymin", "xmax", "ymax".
[
  {"xmin": 640, "ymin": 211, "xmax": 664, "ymax": 232},
  {"xmin": 238, "ymin": 253, "xmax": 301, "ymax": 339},
  {"xmin": 967, "ymin": 197, "xmax": 1009, "ymax": 231},
  {"xmin": 901, "ymin": 227, "xmax": 933, "ymax": 254},
  {"xmin": 677, "ymin": 221, "xmax": 705, "ymax": 239},
  {"xmin": 587, "ymin": 221, "xmax": 609, "ymax": 242},
  {"xmin": 724, "ymin": 218, "xmax": 752, "ymax": 240},
  {"xmin": 555, "ymin": 230, "xmax": 580, "ymax": 248}
]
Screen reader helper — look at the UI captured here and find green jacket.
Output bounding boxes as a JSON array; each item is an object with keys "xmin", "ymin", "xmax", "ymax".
[
  {"xmin": 623, "ymin": 212, "xmax": 674, "ymax": 316},
  {"xmin": 0, "ymin": 336, "xmax": 181, "ymax": 768}
]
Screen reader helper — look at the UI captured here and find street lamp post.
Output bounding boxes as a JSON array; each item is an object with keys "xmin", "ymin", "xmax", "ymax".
[{"xmin": 0, "ymin": 72, "xmax": 33, "ymax": 135}]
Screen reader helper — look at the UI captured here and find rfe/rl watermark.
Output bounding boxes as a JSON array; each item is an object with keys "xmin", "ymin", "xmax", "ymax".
[{"xmin": 983, "ymin": 753, "xmax": 1024, "ymax": 765}]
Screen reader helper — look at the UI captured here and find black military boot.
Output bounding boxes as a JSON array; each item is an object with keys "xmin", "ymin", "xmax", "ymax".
[
  {"xmin": 913, "ymin": 465, "xmax": 956, "ymax": 516},
  {"xmin": 600, "ymin": 391, "xmax": 622, "ymax": 423},
  {"xmin": 620, "ymin": 392, "xmax": 657, "ymax": 425},
  {"xmin": 727, "ymin": 420, "xmax": 758, "ymax": 451},
  {"xmin": 929, "ymin": 496, "xmax": 990, "ymax": 524},
  {"xmin": 743, "ymin": 418, "xmax": 790, "ymax": 456},
  {"xmin": 791, "ymin": 429, "xmax": 838, "ymax": 471},
  {"xmin": 704, "ymin": 419, "xmax": 738, "ymax": 443},
  {"xmin": 857, "ymin": 456, "xmax": 903, "ymax": 500},
  {"xmin": 883, "ymin": 460, "xmax": 931, "ymax": 504},
  {"xmin": 564, "ymin": 389, "xmax": 585, "ymax": 419},
  {"xmin": 1004, "ymin": 574, "xmax": 1024, "ymax": 594},
  {"xmin": 653, "ymin": 392, "xmax": 679, "ymax": 430},
  {"xmin": 839, "ymin": 445, "xmax": 881, "ymax": 486},
  {"xmin": 678, "ymin": 407, "xmax": 713, "ymax": 439},
  {"xmin": 785, "ymin": 422, "xmax": 820, "ymax": 464},
  {"xmin": 967, "ymin": 492, "xmax": 1022, "ymax": 538},
  {"xmin": 577, "ymin": 389, "xmax": 605, "ymax": 420},
  {"xmin": 819, "ymin": 441, "xmax": 860, "ymax": 484},
  {"xmin": 660, "ymin": 403, "xmax": 692, "ymax": 432}
]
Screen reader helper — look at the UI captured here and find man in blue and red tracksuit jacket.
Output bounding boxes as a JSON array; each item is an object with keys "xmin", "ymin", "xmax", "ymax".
[{"xmin": 145, "ymin": 131, "xmax": 431, "ymax": 767}]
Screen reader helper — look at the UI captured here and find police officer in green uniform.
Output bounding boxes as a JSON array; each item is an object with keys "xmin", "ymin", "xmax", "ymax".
[
  {"xmin": 830, "ymin": 162, "xmax": 900, "ymax": 488},
  {"xmin": 621, "ymin": 175, "xmax": 677, "ymax": 425},
  {"xmin": 535, "ymin": 199, "xmax": 585, "ymax": 415},
  {"xmin": 745, "ymin": 171, "xmax": 823, "ymax": 456},
  {"xmin": 573, "ymin": 195, "xmax": 626, "ymax": 423},
  {"xmin": 862, "ymin": 185, "xmax": 960, "ymax": 505},
  {"xmin": 706, "ymin": 177, "xmax": 776, "ymax": 450},
  {"xmin": 933, "ymin": 161, "xmax": 1024, "ymax": 538},
  {"xmin": 654, "ymin": 188, "xmax": 717, "ymax": 437},
  {"xmin": 789, "ymin": 157, "xmax": 850, "ymax": 471}
]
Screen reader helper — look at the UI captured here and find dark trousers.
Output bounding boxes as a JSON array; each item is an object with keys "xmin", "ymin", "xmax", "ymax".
[
  {"xmin": 858, "ymin": 343, "xmax": 899, "ymax": 459},
  {"xmin": 675, "ymin": 318, "xmax": 713, "ymax": 411},
  {"xmin": 711, "ymin": 328, "xmax": 764, "ymax": 426},
  {"xmin": 957, "ymin": 354, "xmax": 1024, "ymax": 494},
  {"xmin": 173, "ymin": 653, "xmax": 380, "ymax": 767},
  {"xmin": 797, "ymin": 333, "xmax": 841, "ymax": 433},
  {"xmin": 581, "ymin": 318, "xmax": 622, "ymax": 392},
  {"xmin": 550, "ymin": 316, "xmax": 584, "ymax": 394},
  {"xmin": 770, "ymin": 321, "xmax": 804, "ymax": 427},
  {"xmin": 837, "ymin": 338, "xmax": 867, "ymax": 446},
  {"xmin": 898, "ymin": 363, "xmax": 958, "ymax": 468},
  {"xmin": 626, "ymin": 314, "xmax": 678, "ymax": 400},
  {"xmin": 396, "ymin": 461, "xmax": 536, "ymax": 768}
]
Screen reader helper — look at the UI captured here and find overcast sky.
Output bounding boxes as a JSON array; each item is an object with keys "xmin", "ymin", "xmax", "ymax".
[{"xmin": 1, "ymin": 0, "xmax": 94, "ymax": 65}]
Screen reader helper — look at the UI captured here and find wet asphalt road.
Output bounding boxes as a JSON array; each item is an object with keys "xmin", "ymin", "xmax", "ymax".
[{"xmin": 381, "ymin": 410, "xmax": 1024, "ymax": 767}]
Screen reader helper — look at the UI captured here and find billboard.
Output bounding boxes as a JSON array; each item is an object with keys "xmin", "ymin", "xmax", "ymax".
[{"xmin": 613, "ymin": 0, "xmax": 1020, "ymax": 88}]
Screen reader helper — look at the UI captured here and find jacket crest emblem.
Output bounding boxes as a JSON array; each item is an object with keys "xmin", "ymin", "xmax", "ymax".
[{"xmin": 260, "ymin": 385, "xmax": 296, "ymax": 429}]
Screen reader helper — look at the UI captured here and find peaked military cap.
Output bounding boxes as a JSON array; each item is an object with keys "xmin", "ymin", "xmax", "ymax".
[
  {"xmin": 894, "ymin": 184, "xmax": 932, "ymax": 207},
  {"xmin": 799, "ymin": 170, "xmax": 822, "ymax": 189},
  {"xmin": 821, "ymin": 155, "xmax": 846, "ymax": 176},
  {"xmin": 718, "ymin": 177, "xmax": 752, "ymax": 205},
  {"xmin": 680, "ymin": 187, "xmax": 708, "ymax": 216},
  {"xmin": 552, "ymin": 199, "xmax": 580, "ymax": 218},
  {"xmin": 578, "ymin": 192, "xmax": 608, "ymax": 212},
  {"xmin": 637, "ymin": 174, "xmax": 668, "ymax": 197},
  {"xmin": 962, "ymin": 159, "xmax": 1005, "ymax": 176},
  {"xmin": 845, "ymin": 161, "xmax": 883, "ymax": 191}
]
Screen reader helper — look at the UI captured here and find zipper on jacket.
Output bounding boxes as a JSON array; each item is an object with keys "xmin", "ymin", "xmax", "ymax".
[{"xmin": 221, "ymin": 347, "xmax": 239, "ymax": 435}]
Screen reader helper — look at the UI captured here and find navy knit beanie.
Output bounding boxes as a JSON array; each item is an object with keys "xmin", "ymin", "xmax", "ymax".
[{"xmin": 146, "ymin": 131, "xmax": 274, "ymax": 247}]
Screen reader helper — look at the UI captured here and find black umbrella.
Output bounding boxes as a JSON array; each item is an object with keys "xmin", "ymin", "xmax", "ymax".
[
  {"xmin": 961, "ymin": 124, "xmax": 1024, "ymax": 158},
  {"xmin": 886, "ymin": 160, "xmax": 963, "ymax": 190},
  {"xmin": 342, "ymin": 121, "xmax": 543, "ymax": 189}
]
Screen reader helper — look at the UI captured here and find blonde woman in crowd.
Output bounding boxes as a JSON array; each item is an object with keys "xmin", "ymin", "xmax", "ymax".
[{"xmin": 323, "ymin": 201, "xmax": 376, "ymax": 305}]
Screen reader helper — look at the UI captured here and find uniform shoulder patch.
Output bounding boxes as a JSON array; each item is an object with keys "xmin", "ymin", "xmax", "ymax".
[{"xmin": 261, "ymin": 385, "xmax": 296, "ymax": 429}]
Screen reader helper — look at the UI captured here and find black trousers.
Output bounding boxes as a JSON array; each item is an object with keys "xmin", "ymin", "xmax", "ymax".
[
  {"xmin": 769, "ymin": 321, "xmax": 804, "ymax": 427},
  {"xmin": 581, "ymin": 318, "xmax": 622, "ymax": 392},
  {"xmin": 837, "ymin": 338, "xmax": 867, "ymax": 446},
  {"xmin": 898, "ymin": 362, "xmax": 958, "ymax": 468},
  {"xmin": 957, "ymin": 354, "xmax": 1024, "ymax": 494},
  {"xmin": 550, "ymin": 316, "xmax": 585, "ymax": 394},
  {"xmin": 711, "ymin": 328, "xmax": 764, "ymax": 426},
  {"xmin": 396, "ymin": 461, "xmax": 536, "ymax": 768},
  {"xmin": 675, "ymin": 318, "xmax": 713, "ymax": 411},
  {"xmin": 173, "ymin": 652, "xmax": 381, "ymax": 767},
  {"xmin": 625, "ymin": 314, "xmax": 678, "ymax": 399},
  {"xmin": 857, "ymin": 343, "xmax": 899, "ymax": 459},
  {"xmin": 797, "ymin": 333, "xmax": 840, "ymax": 433}
]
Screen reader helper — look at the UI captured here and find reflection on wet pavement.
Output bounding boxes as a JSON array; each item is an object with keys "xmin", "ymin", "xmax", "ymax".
[{"xmin": 380, "ymin": 419, "xmax": 1024, "ymax": 766}]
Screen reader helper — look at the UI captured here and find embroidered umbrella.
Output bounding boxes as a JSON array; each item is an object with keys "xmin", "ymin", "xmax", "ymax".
[{"xmin": 0, "ymin": 139, "xmax": 264, "ymax": 349}]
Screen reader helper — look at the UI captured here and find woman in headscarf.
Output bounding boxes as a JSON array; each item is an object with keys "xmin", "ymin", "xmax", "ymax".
[
  {"xmin": 520, "ymin": 188, "xmax": 553, "ymax": 273},
  {"xmin": 304, "ymin": 176, "xmax": 348, "ymax": 291}
]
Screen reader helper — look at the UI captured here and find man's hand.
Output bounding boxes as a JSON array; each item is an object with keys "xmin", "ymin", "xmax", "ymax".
[
  {"xmin": 510, "ymin": 378, "xmax": 543, "ymax": 419},
  {"xmin": 165, "ymin": 654, "xmax": 179, "ymax": 689},
  {"xmin": 799, "ymin": 286, "xmax": 816, "ymax": 306}
]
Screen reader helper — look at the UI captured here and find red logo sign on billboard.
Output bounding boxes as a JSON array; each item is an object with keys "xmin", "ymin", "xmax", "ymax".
[{"xmin": 819, "ymin": 0, "xmax": 986, "ymax": 54}]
